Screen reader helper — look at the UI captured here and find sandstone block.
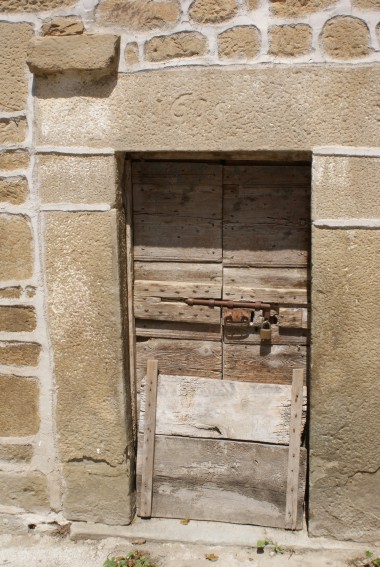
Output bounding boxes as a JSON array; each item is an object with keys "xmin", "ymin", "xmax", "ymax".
[
  {"xmin": 33, "ymin": 68, "xmax": 380, "ymax": 152},
  {"xmin": 44, "ymin": 210, "xmax": 131, "ymax": 465},
  {"xmin": 0, "ymin": 375, "xmax": 39, "ymax": 436},
  {"xmin": 310, "ymin": 229, "xmax": 380, "ymax": 541},
  {"xmin": 37, "ymin": 153, "xmax": 119, "ymax": 205},
  {"xmin": 0, "ymin": 177, "xmax": 28, "ymax": 205},
  {"xmin": 0, "ymin": 151, "xmax": 29, "ymax": 171},
  {"xmin": 353, "ymin": 0, "xmax": 380, "ymax": 7},
  {"xmin": 189, "ymin": 0, "xmax": 238, "ymax": 23},
  {"xmin": 145, "ymin": 32, "xmax": 207, "ymax": 63},
  {"xmin": 0, "ymin": 0, "xmax": 75, "ymax": 11},
  {"xmin": 0, "ymin": 23, "xmax": 33, "ymax": 112},
  {"xmin": 270, "ymin": 0, "xmax": 337, "ymax": 17},
  {"xmin": 41, "ymin": 17, "xmax": 84, "ymax": 36},
  {"xmin": 0, "ymin": 444, "xmax": 33, "ymax": 463},
  {"xmin": 0, "ymin": 287, "xmax": 22, "ymax": 299},
  {"xmin": 321, "ymin": 17, "xmax": 371, "ymax": 59},
  {"xmin": 218, "ymin": 26, "xmax": 260, "ymax": 59},
  {"xmin": 0, "ymin": 118, "xmax": 27, "ymax": 146},
  {"xmin": 0, "ymin": 342, "xmax": 41, "ymax": 367},
  {"xmin": 0, "ymin": 471, "xmax": 49, "ymax": 513},
  {"xmin": 247, "ymin": 0, "xmax": 259, "ymax": 9},
  {"xmin": 0, "ymin": 215, "xmax": 33, "ymax": 281},
  {"xmin": 96, "ymin": 0, "xmax": 179, "ymax": 30},
  {"xmin": 313, "ymin": 155, "xmax": 380, "ymax": 219},
  {"xmin": 63, "ymin": 463, "xmax": 132, "ymax": 525},
  {"xmin": 0, "ymin": 306, "xmax": 36, "ymax": 332},
  {"xmin": 269, "ymin": 24, "xmax": 312, "ymax": 57},
  {"xmin": 125, "ymin": 42, "xmax": 139, "ymax": 66},
  {"xmin": 27, "ymin": 35, "xmax": 120, "ymax": 76}
]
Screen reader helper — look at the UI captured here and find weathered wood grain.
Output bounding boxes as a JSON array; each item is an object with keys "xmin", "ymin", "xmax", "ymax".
[
  {"xmin": 136, "ymin": 319, "xmax": 221, "ymax": 340},
  {"xmin": 134, "ymin": 214, "xmax": 222, "ymax": 262},
  {"xmin": 223, "ymin": 223, "xmax": 309, "ymax": 267},
  {"xmin": 134, "ymin": 262, "xmax": 222, "ymax": 324},
  {"xmin": 223, "ymin": 165, "xmax": 310, "ymax": 224},
  {"xmin": 139, "ymin": 375, "xmax": 306, "ymax": 444},
  {"xmin": 132, "ymin": 161, "xmax": 222, "ymax": 220},
  {"xmin": 139, "ymin": 360, "xmax": 158, "ymax": 518},
  {"xmin": 223, "ymin": 323, "xmax": 309, "ymax": 345},
  {"xmin": 223, "ymin": 266, "xmax": 308, "ymax": 304},
  {"xmin": 279, "ymin": 307, "xmax": 309, "ymax": 329},
  {"xmin": 137, "ymin": 434, "xmax": 306, "ymax": 529},
  {"xmin": 285, "ymin": 369, "xmax": 305, "ymax": 530},
  {"xmin": 136, "ymin": 338, "xmax": 222, "ymax": 393},
  {"xmin": 125, "ymin": 160, "xmax": 138, "ymax": 440},
  {"xmin": 135, "ymin": 261, "xmax": 222, "ymax": 285},
  {"xmin": 223, "ymin": 344, "xmax": 307, "ymax": 384}
]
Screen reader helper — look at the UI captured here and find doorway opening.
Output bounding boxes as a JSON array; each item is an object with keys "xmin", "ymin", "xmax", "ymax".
[{"xmin": 125, "ymin": 155, "xmax": 311, "ymax": 529}]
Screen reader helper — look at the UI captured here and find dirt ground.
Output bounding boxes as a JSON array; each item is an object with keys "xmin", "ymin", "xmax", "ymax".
[{"xmin": 0, "ymin": 533, "xmax": 377, "ymax": 567}]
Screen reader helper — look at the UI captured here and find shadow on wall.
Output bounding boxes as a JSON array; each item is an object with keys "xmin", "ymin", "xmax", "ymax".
[{"xmin": 33, "ymin": 72, "xmax": 118, "ymax": 100}]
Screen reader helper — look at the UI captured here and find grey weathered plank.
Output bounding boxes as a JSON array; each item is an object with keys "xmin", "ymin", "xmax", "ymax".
[
  {"xmin": 136, "ymin": 338, "xmax": 222, "ymax": 394},
  {"xmin": 135, "ymin": 319, "xmax": 221, "ymax": 340},
  {"xmin": 133, "ymin": 161, "xmax": 222, "ymax": 220},
  {"xmin": 285, "ymin": 369, "xmax": 305, "ymax": 530},
  {"xmin": 223, "ymin": 165, "xmax": 310, "ymax": 225},
  {"xmin": 136, "ymin": 435, "xmax": 306, "ymax": 529},
  {"xmin": 223, "ymin": 344, "xmax": 307, "ymax": 384},
  {"xmin": 139, "ymin": 360, "xmax": 158, "ymax": 518},
  {"xmin": 125, "ymin": 160, "xmax": 138, "ymax": 439},
  {"xmin": 223, "ymin": 266, "xmax": 308, "ymax": 304},
  {"xmin": 139, "ymin": 375, "xmax": 306, "ymax": 445},
  {"xmin": 134, "ymin": 262, "xmax": 222, "ymax": 325},
  {"xmin": 134, "ymin": 214, "xmax": 222, "ymax": 262},
  {"xmin": 223, "ymin": 223, "xmax": 309, "ymax": 267},
  {"xmin": 279, "ymin": 307, "xmax": 309, "ymax": 329},
  {"xmin": 223, "ymin": 323, "xmax": 309, "ymax": 345}
]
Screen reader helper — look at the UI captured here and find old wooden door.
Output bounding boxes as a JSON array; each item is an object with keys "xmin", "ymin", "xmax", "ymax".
[{"xmin": 131, "ymin": 160, "xmax": 310, "ymax": 529}]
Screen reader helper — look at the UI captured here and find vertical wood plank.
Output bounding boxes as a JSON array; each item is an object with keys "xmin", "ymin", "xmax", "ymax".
[
  {"xmin": 125, "ymin": 160, "xmax": 137, "ymax": 442},
  {"xmin": 140, "ymin": 359, "xmax": 159, "ymax": 518},
  {"xmin": 285, "ymin": 368, "xmax": 305, "ymax": 530}
]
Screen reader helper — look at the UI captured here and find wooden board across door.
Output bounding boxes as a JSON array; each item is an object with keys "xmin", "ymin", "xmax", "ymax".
[{"xmin": 132, "ymin": 160, "xmax": 310, "ymax": 529}]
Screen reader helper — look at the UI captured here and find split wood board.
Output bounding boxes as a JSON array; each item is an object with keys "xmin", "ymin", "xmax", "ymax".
[
  {"xmin": 136, "ymin": 338, "xmax": 222, "ymax": 392},
  {"xmin": 135, "ymin": 319, "xmax": 221, "ymax": 341},
  {"xmin": 132, "ymin": 161, "xmax": 222, "ymax": 220},
  {"xmin": 139, "ymin": 375, "xmax": 306, "ymax": 445},
  {"xmin": 133, "ymin": 214, "xmax": 222, "ymax": 262},
  {"xmin": 223, "ymin": 165, "xmax": 310, "ymax": 225},
  {"xmin": 136, "ymin": 434, "xmax": 306, "ymax": 529},
  {"xmin": 223, "ymin": 344, "xmax": 307, "ymax": 384},
  {"xmin": 223, "ymin": 266, "xmax": 308, "ymax": 305},
  {"xmin": 223, "ymin": 223, "xmax": 309, "ymax": 267},
  {"xmin": 223, "ymin": 323, "xmax": 309, "ymax": 345}
]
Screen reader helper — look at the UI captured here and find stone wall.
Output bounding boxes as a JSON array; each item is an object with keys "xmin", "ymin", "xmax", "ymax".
[{"xmin": 0, "ymin": 0, "xmax": 379, "ymax": 541}]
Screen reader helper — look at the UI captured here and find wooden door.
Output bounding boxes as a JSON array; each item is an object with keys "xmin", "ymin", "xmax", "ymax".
[{"xmin": 131, "ymin": 160, "xmax": 310, "ymax": 529}]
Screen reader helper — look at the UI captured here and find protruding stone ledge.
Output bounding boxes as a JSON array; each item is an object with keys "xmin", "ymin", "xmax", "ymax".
[{"xmin": 26, "ymin": 34, "xmax": 120, "ymax": 77}]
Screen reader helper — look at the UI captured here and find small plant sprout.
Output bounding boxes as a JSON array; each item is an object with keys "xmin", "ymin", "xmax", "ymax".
[{"xmin": 256, "ymin": 538, "xmax": 285, "ymax": 555}]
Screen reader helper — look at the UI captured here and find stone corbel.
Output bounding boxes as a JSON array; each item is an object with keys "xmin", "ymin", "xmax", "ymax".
[{"xmin": 26, "ymin": 34, "xmax": 120, "ymax": 78}]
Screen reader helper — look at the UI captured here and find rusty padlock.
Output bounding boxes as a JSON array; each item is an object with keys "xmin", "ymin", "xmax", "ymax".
[{"xmin": 260, "ymin": 320, "xmax": 272, "ymax": 341}]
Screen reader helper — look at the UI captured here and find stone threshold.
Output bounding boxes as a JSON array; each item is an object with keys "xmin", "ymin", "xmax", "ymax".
[{"xmin": 70, "ymin": 518, "xmax": 370, "ymax": 550}]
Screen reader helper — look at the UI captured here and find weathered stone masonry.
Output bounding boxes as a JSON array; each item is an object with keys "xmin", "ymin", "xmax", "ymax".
[{"xmin": 0, "ymin": 0, "xmax": 379, "ymax": 542}]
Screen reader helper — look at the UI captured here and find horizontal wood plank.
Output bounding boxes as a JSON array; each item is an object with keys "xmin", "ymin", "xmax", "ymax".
[
  {"xmin": 135, "ymin": 261, "xmax": 222, "ymax": 285},
  {"xmin": 136, "ymin": 319, "xmax": 221, "ymax": 340},
  {"xmin": 223, "ymin": 266, "xmax": 308, "ymax": 304},
  {"xmin": 136, "ymin": 338, "xmax": 222, "ymax": 393},
  {"xmin": 223, "ymin": 165, "xmax": 310, "ymax": 224},
  {"xmin": 223, "ymin": 344, "xmax": 307, "ymax": 384},
  {"xmin": 137, "ymin": 434, "xmax": 306, "ymax": 529},
  {"xmin": 139, "ymin": 375, "xmax": 306, "ymax": 444},
  {"xmin": 279, "ymin": 307, "xmax": 309, "ymax": 329},
  {"xmin": 133, "ymin": 161, "xmax": 222, "ymax": 220},
  {"xmin": 223, "ymin": 223, "xmax": 309, "ymax": 267},
  {"xmin": 223, "ymin": 323, "xmax": 309, "ymax": 345}
]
